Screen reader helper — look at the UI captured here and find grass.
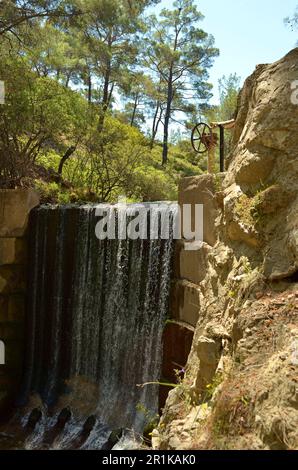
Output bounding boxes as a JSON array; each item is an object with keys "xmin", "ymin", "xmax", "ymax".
[
  {"xmin": 194, "ymin": 372, "xmax": 255, "ymax": 450},
  {"xmin": 235, "ymin": 194, "xmax": 256, "ymax": 226}
]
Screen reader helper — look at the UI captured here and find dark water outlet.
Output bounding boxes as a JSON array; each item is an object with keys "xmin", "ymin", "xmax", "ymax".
[{"xmin": 26, "ymin": 408, "xmax": 42, "ymax": 429}]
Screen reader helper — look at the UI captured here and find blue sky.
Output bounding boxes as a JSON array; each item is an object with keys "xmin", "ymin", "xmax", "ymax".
[{"xmin": 152, "ymin": 0, "xmax": 297, "ymax": 103}]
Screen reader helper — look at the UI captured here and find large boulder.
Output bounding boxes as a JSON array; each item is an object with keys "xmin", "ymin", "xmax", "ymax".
[{"xmin": 224, "ymin": 49, "xmax": 298, "ymax": 280}]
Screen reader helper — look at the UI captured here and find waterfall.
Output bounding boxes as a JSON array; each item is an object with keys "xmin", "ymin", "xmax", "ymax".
[{"xmin": 17, "ymin": 203, "xmax": 176, "ymax": 449}]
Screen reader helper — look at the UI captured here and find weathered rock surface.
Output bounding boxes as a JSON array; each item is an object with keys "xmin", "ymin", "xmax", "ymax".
[
  {"xmin": 154, "ymin": 49, "xmax": 298, "ymax": 450},
  {"xmin": 225, "ymin": 48, "xmax": 298, "ymax": 280},
  {"xmin": 0, "ymin": 189, "xmax": 39, "ymax": 237}
]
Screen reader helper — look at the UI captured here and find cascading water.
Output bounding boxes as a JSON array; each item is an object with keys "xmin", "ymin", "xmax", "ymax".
[{"xmin": 9, "ymin": 203, "xmax": 176, "ymax": 449}]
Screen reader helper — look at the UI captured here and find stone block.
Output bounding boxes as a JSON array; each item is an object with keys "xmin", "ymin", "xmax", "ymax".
[
  {"xmin": 0, "ymin": 265, "xmax": 26, "ymax": 294},
  {"xmin": 0, "ymin": 189, "xmax": 39, "ymax": 237},
  {"xmin": 174, "ymin": 240, "xmax": 210, "ymax": 284},
  {"xmin": 0, "ymin": 294, "xmax": 25, "ymax": 323},
  {"xmin": 178, "ymin": 175, "xmax": 218, "ymax": 247},
  {"xmin": 170, "ymin": 280, "xmax": 201, "ymax": 327},
  {"xmin": 8, "ymin": 295, "xmax": 25, "ymax": 322},
  {"xmin": 0, "ymin": 295, "xmax": 9, "ymax": 322},
  {"xmin": 0, "ymin": 238, "xmax": 27, "ymax": 265},
  {"xmin": 0, "ymin": 322, "xmax": 24, "ymax": 341}
]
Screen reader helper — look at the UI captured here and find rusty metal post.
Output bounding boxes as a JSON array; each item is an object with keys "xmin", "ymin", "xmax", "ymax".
[
  {"xmin": 207, "ymin": 146, "xmax": 215, "ymax": 174},
  {"xmin": 219, "ymin": 125, "xmax": 225, "ymax": 172}
]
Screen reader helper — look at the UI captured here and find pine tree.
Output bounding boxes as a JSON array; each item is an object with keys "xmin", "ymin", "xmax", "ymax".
[{"xmin": 145, "ymin": 0, "xmax": 218, "ymax": 165}]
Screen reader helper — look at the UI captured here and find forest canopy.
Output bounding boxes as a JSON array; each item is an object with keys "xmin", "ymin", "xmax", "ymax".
[{"xmin": 0, "ymin": 0, "xmax": 240, "ymax": 203}]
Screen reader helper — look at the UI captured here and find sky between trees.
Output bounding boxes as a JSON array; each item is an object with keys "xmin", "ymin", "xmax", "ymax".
[{"xmin": 155, "ymin": 0, "xmax": 297, "ymax": 104}]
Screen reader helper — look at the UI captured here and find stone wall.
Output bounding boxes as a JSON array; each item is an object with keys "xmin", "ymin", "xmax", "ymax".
[
  {"xmin": 0, "ymin": 189, "xmax": 39, "ymax": 417},
  {"xmin": 172, "ymin": 174, "xmax": 220, "ymax": 327},
  {"xmin": 160, "ymin": 175, "xmax": 220, "ymax": 406}
]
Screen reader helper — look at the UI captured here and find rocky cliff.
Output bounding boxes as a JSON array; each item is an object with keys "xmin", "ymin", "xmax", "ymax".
[{"xmin": 153, "ymin": 49, "xmax": 298, "ymax": 450}]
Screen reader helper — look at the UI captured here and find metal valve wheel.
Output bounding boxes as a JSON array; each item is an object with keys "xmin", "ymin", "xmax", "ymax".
[{"xmin": 191, "ymin": 122, "xmax": 214, "ymax": 154}]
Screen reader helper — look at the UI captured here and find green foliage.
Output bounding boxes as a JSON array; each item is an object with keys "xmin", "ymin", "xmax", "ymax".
[
  {"xmin": 218, "ymin": 74, "xmax": 241, "ymax": 121},
  {"xmin": 242, "ymin": 258, "xmax": 252, "ymax": 275},
  {"xmin": 204, "ymin": 73, "xmax": 241, "ymax": 124},
  {"xmin": 205, "ymin": 373, "xmax": 224, "ymax": 401},
  {"xmin": 0, "ymin": 1, "xmax": 78, "ymax": 41},
  {"xmin": 34, "ymin": 117, "xmax": 202, "ymax": 203},
  {"xmin": 209, "ymin": 376, "xmax": 254, "ymax": 447},
  {"xmin": 235, "ymin": 194, "xmax": 256, "ymax": 226},
  {"xmin": 36, "ymin": 150, "xmax": 61, "ymax": 172},
  {"xmin": 33, "ymin": 180, "xmax": 71, "ymax": 204},
  {"xmin": 145, "ymin": 0, "xmax": 219, "ymax": 163},
  {"xmin": 62, "ymin": 115, "xmax": 148, "ymax": 201},
  {"xmin": 204, "ymin": 73, "xmax": 241, "ymax": 160},
  {"xmin": 213, "ymin": 174, "xmax": 223, "ymax": 192},
  {"xmin": 0, "ymin": 50, "xmax": 89, "ymax": 185},
  {"xmin": 285, "ymin": 5, "xmax": 298, "ymax": 34},
  {"xmin": 0, "ymin": 0, "xmax": 212, "ymax": 199},
  {"xmin": 136, "ymin": 403, "xmax": 160, "ymax": 439}
]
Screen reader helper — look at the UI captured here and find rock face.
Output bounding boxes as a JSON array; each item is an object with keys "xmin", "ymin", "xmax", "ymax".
[
  {"xmin": 225, "ymin": 48, "xmax": 298, "ymax": 280},
  {"xmin": 154, "ymin": 49, "xmax": 298, "ymax": 450}
]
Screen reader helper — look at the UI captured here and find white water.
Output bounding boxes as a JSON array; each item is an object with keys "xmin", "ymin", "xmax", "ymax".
[{"xmin": 16, "ymin": 204, "xmax": 176, "ymax": 449}]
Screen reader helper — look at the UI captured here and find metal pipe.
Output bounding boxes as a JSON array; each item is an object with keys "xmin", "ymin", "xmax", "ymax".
[{"xmin": 219, "ymin": 125, "xmax": 225, "ymax": 172}]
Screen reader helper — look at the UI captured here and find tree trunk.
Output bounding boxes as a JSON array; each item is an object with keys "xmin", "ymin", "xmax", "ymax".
[
  {"xmin": 65, "ymin": 73, "xmax": 71, "ymax": 88},
  {"xmin": 130, "ymin": 93, "xmax": 139, "ymax": 127},
  {"xmin": 107, "ymin": 82, "xmax": 114, "ymax": 107},
  {"xmin": 161, "ymin": 21, "xmax": 180, "ymax": 165},
  {"xmin": 102, "ymin": 68, "xmax": 110, "ymax": 110},
  {"xmin": 98, "ymin": 61, "xmax": 111, "ymax": 132},
  {"xmin": 87, "ymin": 73, "xmax": 92, "ymax": 103},
  {"xmin": 150, "ymin": 102, "xmax": 163, "ymax": 149},
  {"xmin": 150, "ymin": 101, "xmax": 159, "ymax": 149},
  {"xmin": 98, "ymin": 29, "xmax": 113, "ymax": 132},
  {"xmin": 58, "ymin": 146, "xmax": 76, "ymax": 175},
  {"xmin": 162, "ymin": 71, "xmax": 173, "ymax": 166}
]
